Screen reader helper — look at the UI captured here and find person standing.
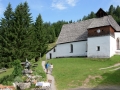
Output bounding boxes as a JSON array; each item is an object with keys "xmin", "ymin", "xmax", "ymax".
[
  {"xmin": 50, "ymin": 63, "xmax": 53, "ymax": 74},
  {"xmin": 45, "ymin": 62, "xmax": 50, "ymax": 74}
]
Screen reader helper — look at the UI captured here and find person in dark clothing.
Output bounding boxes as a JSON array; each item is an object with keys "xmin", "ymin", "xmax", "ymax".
[{"xmin": 45, "ymin": 62, "xmax": 50, "ymax": 74}]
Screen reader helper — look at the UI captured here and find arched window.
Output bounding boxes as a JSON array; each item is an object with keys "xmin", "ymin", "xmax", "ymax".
[
  {"xmin": 53, "ymin": 48, "xmax": 56, "ymax": 52},
  {"xmin": 86, "ymin": 43, "xmax": 88, "ymax": 52},
  {"xmin": 70, "ymin": 44, "xmax": 73, "ymax": 53},
  {"xmin": 116, "ymin": 38, "xmax": 120, "ymax": 50},
  {"xmin": 49, "ymin": 53, "xmax": 52, "ymax": 59}
]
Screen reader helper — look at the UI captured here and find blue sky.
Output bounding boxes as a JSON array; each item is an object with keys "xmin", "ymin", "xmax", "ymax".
[{"xmin": 0, "ymin": 0, "xmax": 120, "ymax": 23}]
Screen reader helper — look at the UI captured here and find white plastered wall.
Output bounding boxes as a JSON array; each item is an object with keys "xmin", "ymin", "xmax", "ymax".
[
  {"xmin": 46, "ymin": 47, "xmax": 57, "ymax": 60},
  {"xmin": 115, "ymin": 32, "xmax": 120, "ymax": 54},
  {"xmin": 56, "ymin": 41, "xmax": 87, "ymax": 57},
  {"xmin": 87, "ymin": 36, "xmax": 110, "ymax": 58}
]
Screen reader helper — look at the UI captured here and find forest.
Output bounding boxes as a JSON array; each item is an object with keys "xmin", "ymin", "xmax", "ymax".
[{"xmin": 0, "ymin": 2, "xmax": 120, "ymax": 68}]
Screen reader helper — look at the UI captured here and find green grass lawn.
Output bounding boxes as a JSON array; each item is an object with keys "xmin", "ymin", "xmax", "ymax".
[
  {"xmin": 0, "ymin": 68, "xmax": 13, "ymax": 79},
  {"xmin": 48, "ymin": 55, "xmax": 120, "ymax": 90}
]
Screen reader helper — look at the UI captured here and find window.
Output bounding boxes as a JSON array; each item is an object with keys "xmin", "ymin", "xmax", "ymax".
[
  {"xmin": 53, "ymin": 48, "xmax": 56, "ymax": 52},
  {"xmin": 97, "ymin": 46, "xmax": 100, "ymax": 51},
  {"xmin": 116, "ymin": 38, "xmax": 120, "ymax": 50},
  {"xmin": 86, "ymin": 43, "xmax": 88, "ymax": 52},
  {"xmin": 70, "ymin": 44, "xmax": 73, "ymax": 53}
]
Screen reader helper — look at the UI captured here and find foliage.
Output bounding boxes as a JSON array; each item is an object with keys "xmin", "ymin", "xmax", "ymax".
[
  {"xmin": 14, "ymin": 76, "xmax": 23, "ymax": 82},
  {"xmin": 52, "ymin": 20, "xmax": 68, "ymax": 37},
  {"xmin": 0, "ymin": 3, "xmax": 14, "ymax": 68},
  {"xmin": 34, "ymin": 14, "xmax": 48, "ymax": 57},
  {"xmin": 0, "ymin": 75, "xmax": 14, "ymax": 85},
  {"xmin": 12, "ymin": 60, "xmax": 23, "ymax": 77}
]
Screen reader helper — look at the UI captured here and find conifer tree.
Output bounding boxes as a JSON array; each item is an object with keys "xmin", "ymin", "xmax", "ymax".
[
  {"xmin": 108, "ymin": 5, "xmax": 115, "ymax": 15},
  {"xmin": 34, "ymin": 14, "xmax": 48, "ymax": 57},
  {"xmin": 12, "ymin": 2, "xmax": 33, "ymax": 61},
  {"xmin": 0, "ymin": 3, "xmax": 14, "ymax": 68}
]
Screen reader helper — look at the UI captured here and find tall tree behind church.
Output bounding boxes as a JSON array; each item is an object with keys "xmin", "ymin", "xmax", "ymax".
[
  {"xmin": 52, "ymin": 21, "xmax": 68, "ymax": 37},
  {"xmin": 34, "ymin": 14, "xmax": 48, "ymax": 57}
]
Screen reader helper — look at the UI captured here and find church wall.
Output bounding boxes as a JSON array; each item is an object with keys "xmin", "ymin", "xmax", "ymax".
[
  {"xmin": 110, "ymin": 36, "xmax": 115, "ymax": 57},
  {"xmin": 87, "ymin": 36, "xmax": 110, "ymax": 58},
  {"xmin": 115, "ymin": 32, "xmax": 120, "ymax": 54},
  {"xmin": 46, "ymin": 46, "xmax": 57, "ymax": 60},
  {"xmin": 56, "ymin": 41, "xmax": 87, "ymax": 58},
  {"xmin": 115, "ymin": 32, "xmax": 120, "ymax": 40}
]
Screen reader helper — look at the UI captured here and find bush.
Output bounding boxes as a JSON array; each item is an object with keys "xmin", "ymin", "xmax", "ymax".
[
  {"xmin": 12, "ymin": 59, "xmax": 23, "ymax": 77},
  {"xmin": 0, "ymin": 75, "xmax": 14, "ymax": 85}
]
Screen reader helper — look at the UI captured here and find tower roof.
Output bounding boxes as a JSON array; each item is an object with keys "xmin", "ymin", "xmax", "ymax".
[{"xmin": 96, "ymin": 8, "xmax": 108, "ymax": 18}]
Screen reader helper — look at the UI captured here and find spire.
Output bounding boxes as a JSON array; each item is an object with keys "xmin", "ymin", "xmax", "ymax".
[{"xmin": 96, "ymin": 8, "xmax": 108, "ymax": 18}]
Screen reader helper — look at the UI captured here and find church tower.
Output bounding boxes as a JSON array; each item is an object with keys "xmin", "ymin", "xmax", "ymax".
[{"xmin": 87, "ymin": 8, "xmax": 116, "ymax": 58}]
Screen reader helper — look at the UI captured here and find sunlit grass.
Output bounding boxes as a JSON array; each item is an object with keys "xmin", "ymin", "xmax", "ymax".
[
  {"xmin": 48, "ymin": 55, "xmax": 120, "ymax": 90},
  {"xmin": 0, "ymin": 68, "xmax": 13, "ymax": 79}
]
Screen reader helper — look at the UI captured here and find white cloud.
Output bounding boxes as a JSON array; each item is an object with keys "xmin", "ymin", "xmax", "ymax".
[
  {"xmin": 51, "ymin": 0, "xmax": 78, "ymax": 10},
  {"xmin": 52, "ymin": 1, "xmax": 67, "ymax": 10},
  {"xmin": 66, "ymin": 0, "xmax": 78, "ymax": 6}
]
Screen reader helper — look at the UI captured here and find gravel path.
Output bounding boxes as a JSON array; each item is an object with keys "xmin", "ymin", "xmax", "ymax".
[{"xmin": 42, "ymin": 61, "xmax": 57, "ymax": 90}]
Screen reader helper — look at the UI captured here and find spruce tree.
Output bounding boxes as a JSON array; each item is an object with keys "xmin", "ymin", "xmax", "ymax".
[
  {"xmin": 0, "ymin": 3, "xmax": 14, "ymax": 68},
  {"xmin": 12, "ymin": 2, "xmax": 33, "ymax": 61},
  {"xmin": 34, "ymin": 14, "xmax": 48, "ymax": 57}
]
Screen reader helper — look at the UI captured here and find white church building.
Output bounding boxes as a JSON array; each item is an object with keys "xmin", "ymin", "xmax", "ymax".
[{"xmin": 46, "ymin": 8, "xmax": 120, "ymax": 59}]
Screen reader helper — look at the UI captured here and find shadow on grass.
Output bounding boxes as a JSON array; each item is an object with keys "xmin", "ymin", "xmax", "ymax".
[
  {"xmin": 92, "ymin": 69, "xmax": 120, "ymax": 90},
  {"xmin": 69, "ymin": 70, "xmax": 120, "ymax": 90}
]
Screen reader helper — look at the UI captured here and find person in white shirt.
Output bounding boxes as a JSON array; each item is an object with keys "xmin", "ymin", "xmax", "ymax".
[{"xmin": 50, "ymin": 63, "xmax": 53, "ymax": 74}]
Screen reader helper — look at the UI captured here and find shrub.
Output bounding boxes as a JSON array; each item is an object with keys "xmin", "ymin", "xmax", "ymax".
[{"xmin": 12, "ymin": 59, "xmax": 23, "ymax": 77}]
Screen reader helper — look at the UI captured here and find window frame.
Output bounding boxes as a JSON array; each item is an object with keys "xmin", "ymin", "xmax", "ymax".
[
  {"xmin": 70, "ymin": 44, "xmax": 73, "ymax": 53},
  {"xmin": 97, "ymin": 46, "xmax": 100, "ymax": 51}
]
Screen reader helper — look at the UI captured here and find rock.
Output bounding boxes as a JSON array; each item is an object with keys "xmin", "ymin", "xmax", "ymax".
[
  {"xmin": 22, "ymin": 69, "xmax": 33, "ymax": 74},
  {"xmin": 16, "ymin": 82, "xmax": 31, "ymax": 90}
]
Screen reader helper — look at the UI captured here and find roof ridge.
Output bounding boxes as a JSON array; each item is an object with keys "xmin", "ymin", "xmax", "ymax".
[
  {"xmin": 107, "ymin": 15, "xmax": 113, "ymax": 27},
  {"xmin": 87, "ymin": 18, "xmax": 95, "ymax": 29},
  {"xmin": 107, "ymin": 15, "xmax": 120, "ymax": 31}
]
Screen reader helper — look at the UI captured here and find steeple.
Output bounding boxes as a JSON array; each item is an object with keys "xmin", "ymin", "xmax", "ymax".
[{"xmin": 96, "ymin": 8, "xmax": 108, "ymax": 18}]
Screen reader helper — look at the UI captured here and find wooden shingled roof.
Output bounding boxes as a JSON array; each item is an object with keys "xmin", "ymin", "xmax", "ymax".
[{"xmin": 57, "ymin": 15, "xmax": 120, "ymax": 44}]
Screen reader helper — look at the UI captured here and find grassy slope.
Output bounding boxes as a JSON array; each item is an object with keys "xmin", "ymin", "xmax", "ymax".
[
  {"xmin": 0, "ymin": 68, "xmax": 13, "ymax": 79},
  {"xmin": 47, "ymin": 39, "xmax": 57, "ymax": 51},
  {"xmin": 48, "ymin": 55, "xmax": 120, "ymax": 90},
  {"xmin": 30, "ymin": 58, "xmax": 47, "ymax": 81}
]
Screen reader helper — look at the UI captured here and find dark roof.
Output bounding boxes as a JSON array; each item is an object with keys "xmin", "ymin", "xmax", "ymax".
[
  {"xmin": 57, "ymin": 15, "xmax": 120, "ymax": 44},
  {"xmin": 96, "ymin": 8, "xmax": 108, "ymax": 18}
]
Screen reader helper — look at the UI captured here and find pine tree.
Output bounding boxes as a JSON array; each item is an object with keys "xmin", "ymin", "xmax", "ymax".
[
  {"xmin": 12, "ymin": 2, "xmax": 33, "ymax": 61},
  {"xmin": 47, "ymin": 26, "xmax": 56, "ymax": 43},
  {"xmin": 34, "ymin": 14, "xmax": 48, "ymax": 57},
  {"xmin": 43, "ymin": 22, "xmax": 56, "ymax": 43},
  {"xmin": 0, "ymin": 3, "xmax": 14, "ymax": 68},
  {"xmin": 108, "ymin": 5, "xmax": 115, "ymax": 15},
  {"xmin": 52, "ymin": 20, "xmax": 68, "ymax": 37}
]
